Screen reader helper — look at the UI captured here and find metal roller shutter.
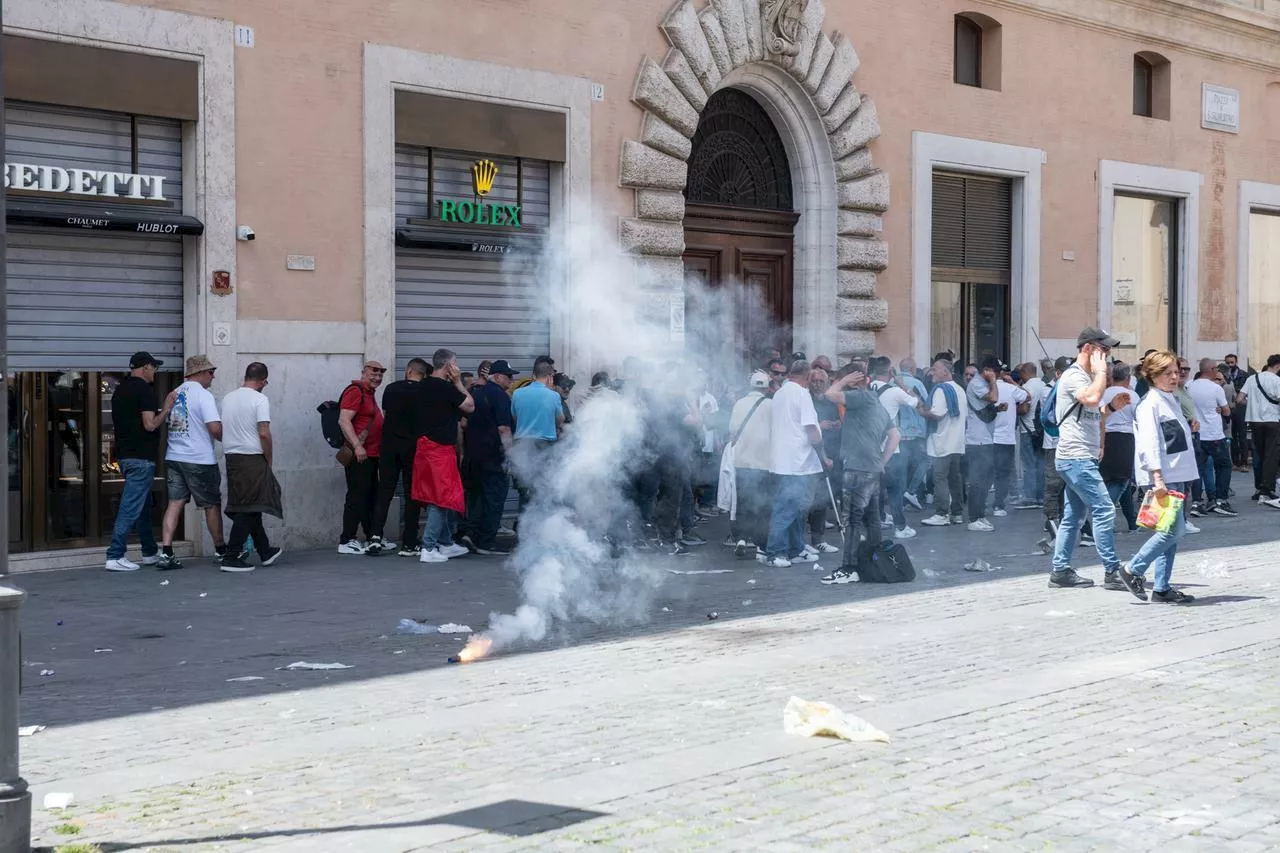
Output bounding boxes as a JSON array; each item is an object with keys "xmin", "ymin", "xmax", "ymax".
[
  {"xmin": 931, "ymin": 171, "xmax": 1012, "ymax": 274},
  {"xmin": 394, "ymin": 145, "xmax": 551, "ymax": 373},
  {"xmin": 7, "ymin": 229, "xmax": 183, "ymax": 370},
  {"xmin": 5, "ymin": 101, "xmax": 185, "ymax": 370}
]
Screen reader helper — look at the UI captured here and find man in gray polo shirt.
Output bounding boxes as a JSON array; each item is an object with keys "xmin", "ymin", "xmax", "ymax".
[{"xmin": 1050, "ymin": 327, "xmax": 1139, "ymax": 595}]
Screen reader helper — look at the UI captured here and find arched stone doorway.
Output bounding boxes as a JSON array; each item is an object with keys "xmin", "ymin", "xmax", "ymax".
[
  {"xmin": 682, "ymin": 87, "xmax": 798, "ymax": 362},
  {"xmin": 618, "ymin": 0, "xmax": 889, "ymax": 362}
]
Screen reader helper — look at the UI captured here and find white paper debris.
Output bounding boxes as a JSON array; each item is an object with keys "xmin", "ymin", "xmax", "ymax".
[
  {"xmin": 43, "ymin": 792, "xmax": 74, "ymax": 810},
  {"xmin": 747, "ymin": 579, "xmax": 757, "ymax": 585},
  {"xmin": 922, "ymin": 568, "xmax": 942, "ymax": 579},
  {"xmin": 19, "ymin": 725, "xmax": 45, "ymax": 737},
  {"xmin": 393, "ymin": 650, "xmax": 405, "ymax": 655},
  {"xmin": 783, "ymin": 696, "xmax": 890, "ymax": 743},
  {"xmin": 396, "ymin": 618, "xmax": 437, "ymax": 635},
  {"xmin": 280, "ymin": 661, "xmax": 352, "ymax": 671},
  {"xmin": 93, "ymin": 648, "xmax": 112, "ymax": 654},
  {"xmin": 661, "ymin": 607, "xmax": 671, "ymax": 612},
  {"xmin": 964, "ymin": 559, "xmax": 994, "ymax": 572},
  {"xmin": 667, "ymin": 569, "xmax": 734, "ymax": 575},
  {"xmin": 159, "ymin": 579, "xmax": 170, "ymax": 586},
  {"xmin": 1045, "ymin": 610, "xmax": 1076, "ymax": 617},
  {"xmin": 199, "ymin": 592, "xmax": 208, "ymax": 598},
  {"xmin": 39, "ymin": 669, "xmax": 54, "ymax": 677},
  {"xmin": 226, "ymin": 676, "xmax": 264, "ymax": 683},
  {"xmin": 741, "ymin": 599, "xmax": 753, "ymax": 606},
  {"xmin": 437, "ymin": 623, "xmax": 472, "ymax": 634}
]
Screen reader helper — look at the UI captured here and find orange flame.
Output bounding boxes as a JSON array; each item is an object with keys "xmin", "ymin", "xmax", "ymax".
[{"xmin": 456, "ymin": 634, "xmax": 493, "ymax": 663}]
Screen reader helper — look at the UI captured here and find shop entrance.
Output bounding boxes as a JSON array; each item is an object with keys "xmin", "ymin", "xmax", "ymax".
[
  {"xmin": 7, "ymin": 371, "xmax": 178, "ymax": 554},
  {"xmin": 681, "ymin": 88, "xmax": 797, "ymax": 373}
]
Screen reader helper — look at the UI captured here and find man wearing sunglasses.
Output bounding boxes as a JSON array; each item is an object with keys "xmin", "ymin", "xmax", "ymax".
[
  {"xmin": 337, "ymin": 359, "xmax": 387, "ymax": 554},
  {"xmin": 1049, "ymin": 327, "xmax": 1140, "ymax": 597}
]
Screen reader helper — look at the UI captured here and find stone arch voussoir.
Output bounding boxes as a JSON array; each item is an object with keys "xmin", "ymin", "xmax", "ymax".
[{"xmin": 619, "ymin": 0, "xmax": 888, "ymax": 360}]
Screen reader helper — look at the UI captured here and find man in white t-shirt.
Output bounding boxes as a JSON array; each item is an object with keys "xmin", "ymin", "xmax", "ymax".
[
  {"xmin": 761, "ymin": 360, "xmax": 831, "ymax": 567},
  {"xmin": 157, "ymin": 355, "xmax": 225, "ymax": 570},
  {"xmin": 1188, "ymin": 358, "xmax": 1235, "ymax": 515},
  {"xmin": 868, "ymin": 356, "xmax": 921, "ymax": 539},
  {"xmin": 218, "ymin": 362, "xmax": 283, "ymax": 572},
  {"xmin": 992, "ymin": 372, "xmax": 1030, "ymax": 516},
  {"xmin": 920, "ymin": 358, "xmax": 968, "ymax": 527},
  {"xmin": 1237, "ymin": 354, "xmax": 1280, "ymax": 504}
]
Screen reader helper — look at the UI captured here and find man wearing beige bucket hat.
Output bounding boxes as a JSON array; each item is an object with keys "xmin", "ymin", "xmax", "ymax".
[{"xmin": 157, "ymin": 355, "xmax": 227, "ymax": 569}]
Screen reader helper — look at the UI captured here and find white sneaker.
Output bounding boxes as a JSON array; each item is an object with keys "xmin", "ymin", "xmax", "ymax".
[
  {"xmin": 881, "ymin": 514, "xmax": 894, "ymax": 528},
  {"xmin": 904, "ymin": 492, "xmax": 923, "ymax": 510},
  {"xmin": 1262, "ymin": 497, "xmax": 1280, "ymax": 510},
  {"xmin": 895, "ymin": 526, "xmax": 918, "ymax": 540},
  {"xmin": 802, "ymin": 544, "xmax": 819, "ymax": 557},
  {"xmin": 105, "ymin": 557, "xmax": 140, "ymax": 572},
  {"xmin": 790, "ymin": 552, "xmax": 819, "ymax": 564},
  {"xmin": 920, "ymin": 514, "xmax": 951, "ymax": 527},
  {"xmin": 968, "ymin": 519, "xmax": 995, "ymax": 532},
  {"xmin": 140, "ymin": 553, "xmax": 161, "ymax": 566},
  {"xmin": 820, "ymin": 568, "xmax": 859, "ymax": 585},
  {"xmin": 766, "ymin": 556, "xmax": 792, "ymax": 568},
  {"xmin": 441, "ymin": 543, "xmax": 470, "ymax": 558},
  {"xmin": 993, "ymin": 509, "xmax": 1009, "ymax": 518},
  {"xmin": 419, "ymin": 547, "xmax": 448, "ymax": 563},
  {"xmin": 1185, "ymin": 521, "xmax": 1201, "ymax": 534},
  {"xmin": 816, "ymin": 542, "xmax": 840, "ymax": 554},
  {"xmin": 338, "ymin": 540, "xmax": 366, "ymax": 555},
  {"xmin": 498, "ymin": 525, "xmax": 516, "ymax": 536}
]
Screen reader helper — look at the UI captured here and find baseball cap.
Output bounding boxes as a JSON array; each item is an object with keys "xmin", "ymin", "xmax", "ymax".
[
  {"xmin": 1077, "ymin": 326, "xmax": 1121, "ymax": 348},
  {"xmin": 750, "ymin": 370, "xmax": 770, "ymax": 389},
  {"xmin": 489, "ymin": 359, "xmax": 519, "ymax": 377},
  {"xmin": 130, "ymin": 351, "xmax": 163, "ymax": 369}
]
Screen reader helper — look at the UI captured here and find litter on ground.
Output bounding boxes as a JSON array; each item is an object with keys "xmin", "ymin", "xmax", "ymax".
[
  {"xmin": 964, "ymin": 559, "xmax": 994, "ymax": 572},
  {"xmin": 396, "ymin": 618, "xmax": 438, "ymax": 635},
  {"xmin": 1196, "ymin": 561, "xmax": 1230, "ymax": 579},
  {"xmin": 93, "ymin": 648, "xmax": 113, "ymax": 653},
  {"xmin": 19, "ymin": 725, "xmax": 45, "ymax": 737},
  {"xmin": 43, "ymin": 793, "xmax": 74, "ymax": 810},
  {"xmin": 667, "ymin": 569, "xmax": 734, "ymax": 575},
  {"xmin": 280, "ymin": 661, "xmax": 352, "ymax": 671},
  {"xmin": 437, "ymin": 623, "xmax": 472, "ymax": 634},
  {"xmin": 922, "ymin": 568, "xmax": 942, "ymax": 579},
  {"xmin": 39, "ymin": 670, "xmax": 54, "ymax": 677},
  {"xmin": 226, "ymin": 676, "xmax": 264, "ymax": 683},
  {"xmin": 783, "ymin": 696, "xmax": 890, "ymax": 743}
]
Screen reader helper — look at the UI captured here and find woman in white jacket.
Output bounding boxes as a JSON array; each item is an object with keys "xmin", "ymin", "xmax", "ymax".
[{"xmin": 1122, "ymin": 350, "xmax": 1199, "ymax": 604}]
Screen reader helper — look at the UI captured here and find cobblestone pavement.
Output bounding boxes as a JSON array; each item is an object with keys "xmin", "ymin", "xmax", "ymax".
[{"xmin": 9, "ymin": 479, "xmax": 1280, "ymax": 852}]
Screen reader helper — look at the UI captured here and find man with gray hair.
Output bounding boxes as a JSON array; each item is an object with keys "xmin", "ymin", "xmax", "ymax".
[
  {"xmin": 761, "ymin": 360, "xmax": 831, "ymax": 568},
  {"xmin": 414, "ymin": 348, "xmax": 476, "ymax": 563}
]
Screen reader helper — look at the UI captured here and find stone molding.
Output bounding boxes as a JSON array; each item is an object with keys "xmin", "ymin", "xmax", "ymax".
[{"xmin": 620, "ymin": 0, "xmax": 888, "ymax": 358}]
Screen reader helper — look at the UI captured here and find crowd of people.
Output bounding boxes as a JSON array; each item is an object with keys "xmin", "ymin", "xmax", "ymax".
[{"xmin": 102, "ymin": 326, "xmax": 1279, "ymax": 595}]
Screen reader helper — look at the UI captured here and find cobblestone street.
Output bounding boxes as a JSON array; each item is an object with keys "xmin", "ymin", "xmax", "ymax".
[{"xmin": 9, "ymin": 481, "xmax": 1280, "ymax": 852}]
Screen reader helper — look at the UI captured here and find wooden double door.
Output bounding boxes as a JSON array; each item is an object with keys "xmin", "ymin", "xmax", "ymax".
[{"xmin": 681, "ymin": 203, "xmax": 798, "ymax": 371}]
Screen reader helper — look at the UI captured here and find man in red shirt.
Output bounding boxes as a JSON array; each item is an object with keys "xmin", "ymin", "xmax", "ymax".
[{"xmin": 338, "ymin": 359, "xmax": 386, "ymax": 554}]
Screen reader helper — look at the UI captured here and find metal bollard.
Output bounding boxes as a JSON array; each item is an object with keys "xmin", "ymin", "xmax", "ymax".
[{"xmin": 0, "ymin": 586, "xmax": 30, "ymax": 853}]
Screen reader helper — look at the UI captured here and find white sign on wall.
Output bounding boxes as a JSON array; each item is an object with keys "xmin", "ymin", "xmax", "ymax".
[
  {"xmin": 4, "ymin": 162, "xmax": 168, "ymax": 201},
  {"xmin": 1202, "ymin": 84, "xmax": 1240, "ymax": 134}
]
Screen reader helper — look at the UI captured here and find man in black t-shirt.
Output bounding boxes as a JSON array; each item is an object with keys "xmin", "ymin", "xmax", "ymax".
[
  {"xmin": 414, "ymin": 348, "xmax": 476, "ymax": 563},
  {"xmin": 369, "ymin": 358, "xmax": 428, "ymax": 556},
  {"xmin": 458, "ymin": 359, "xmax": 517, "ymax": 555},
  {"xmin": 106, "ymin": 352, "xmax": 175, "ymax": 572}
]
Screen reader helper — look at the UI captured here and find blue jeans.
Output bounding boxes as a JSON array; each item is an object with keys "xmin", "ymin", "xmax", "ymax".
[
  {"xmin": 1128, "ymin": 482, "xmax": 1187, "ymax": 592},
  {"xmin": 107, "ymin": 458, "xmax": 157, "ymax": 560},
  {"xmin": 900, "ymin": 438, "xmax": 929, "ymax": 496},
  {"xmin": 883, "ymin": 453, "xmax": 907, "ymax": 529},
  {"xmin": 422, "ymin": 505, "xmax": 456, "ymax": 550},
  {"xmin": 765, "ymin": 474, "xmax": 816, "ymax": 559},
  {"xmin": 1052, "ymin": 457, "xmax": 1120, "ymax": 574},
  {"xmin": 732, "ymin": 468, "xmax": 774, "ymax": 546},
  {"xmin": 1019, "ymin": 433, "xmax": 1044, "ymax": 502},
  {"xmin": 1198, "ymin": 438, "xmax": 1232, "ymax": 502}
]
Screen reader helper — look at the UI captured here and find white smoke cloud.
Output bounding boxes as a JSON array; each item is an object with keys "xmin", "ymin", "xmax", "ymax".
[{"xmin": 470, "ymin": 215, "xmax": 790, "ymax": 657}]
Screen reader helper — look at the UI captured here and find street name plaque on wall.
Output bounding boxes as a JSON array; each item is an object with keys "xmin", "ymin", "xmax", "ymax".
[{"xmin": 1202, "ymin": 83, "xmax": 1240, "ymax": 134}]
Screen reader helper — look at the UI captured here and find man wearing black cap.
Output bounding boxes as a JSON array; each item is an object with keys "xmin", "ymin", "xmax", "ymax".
[
  {"xmin": 105, "ymin": 352, "xmax": 176, "ymax": 572},
  {"xmin": 458, "ymin": 359, "xmax": 518, "ymax": 555},
  {"xmin": 1049, "ymin": 327, "xmax": 1141, "ymax": 595}
]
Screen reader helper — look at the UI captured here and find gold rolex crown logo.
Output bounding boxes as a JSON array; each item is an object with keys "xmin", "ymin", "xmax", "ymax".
[{"xmin": 472, "ymin": 159, "xmax": 498, "ymax": 196}]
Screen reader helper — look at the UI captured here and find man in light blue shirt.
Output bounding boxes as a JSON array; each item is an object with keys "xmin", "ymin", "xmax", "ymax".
[
  {"xmin": 897, "ymin": 358, "xmax": 930, "ymax": 506},
  {"xmin": 510, "ymin": 361, "xmax": 565, "ymax": 512}
]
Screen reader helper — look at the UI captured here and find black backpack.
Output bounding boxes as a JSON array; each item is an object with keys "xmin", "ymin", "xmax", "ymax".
[
  {"xmin": 317, "ymin": 384, "xmax": 369, "ymax": 449},
  {"xmin": 857, "ymin": 541, "xmax": 916, "ymax": 583}
]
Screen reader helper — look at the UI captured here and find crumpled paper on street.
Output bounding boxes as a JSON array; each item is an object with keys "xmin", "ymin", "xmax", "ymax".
[
  {"xmin": 783, "ymin": 696, "xmax": 890, "ymax": 743},
  {"xmin": 43, "ymin": 792, "xmax": 74, "ymax": 810},
  {"xmin": 19, "ymin": 725, "xmax": 45, "ymax": 737},
  {"xmin": 436, "ymin": 623, "xmax": 473, "ymax": 634},
  {"xmin": 280, "ymin": 661, "xmax": 352, "ymax": 671}
]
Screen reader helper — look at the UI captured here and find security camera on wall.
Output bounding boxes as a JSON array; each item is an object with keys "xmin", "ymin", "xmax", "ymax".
[{"xmin": 236, "ymin": 225, "xmax": 256, "ymax": 241}]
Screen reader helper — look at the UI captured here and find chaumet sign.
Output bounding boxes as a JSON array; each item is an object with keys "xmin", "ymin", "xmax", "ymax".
[
  {"xmin": 436, "ymin": 159, "xmax": 522, "ymax": 228},
  {"xmin": 4, "ymin": 162, "xmax": 170, "ymax": 201}
]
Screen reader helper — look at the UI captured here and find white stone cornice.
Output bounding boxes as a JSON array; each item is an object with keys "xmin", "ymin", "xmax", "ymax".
[{"xmin": 982, "ymin": 0, "xmax": 1280, "ymax": 71}]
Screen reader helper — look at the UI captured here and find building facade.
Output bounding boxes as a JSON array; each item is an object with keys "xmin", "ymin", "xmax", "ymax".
[{"xmin": 5, "ymin": 0, "xmax": 1280, "ymax": 564}]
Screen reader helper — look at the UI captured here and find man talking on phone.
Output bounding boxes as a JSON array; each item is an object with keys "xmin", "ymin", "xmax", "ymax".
[{"xmin": 1049, "ymin": 327, "xmax": 1140, "ymax": 596}]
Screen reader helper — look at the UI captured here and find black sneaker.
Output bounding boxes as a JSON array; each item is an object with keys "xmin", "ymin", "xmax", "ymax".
[
  {"xmin": 457, "ymin": 534, "xmax": 479, "ymax": 553},
  {"xmin": 1151, "ymin": 588, "xmax": 1195, "ymax": 605},
  {"xmin": 1079, "ymin": 533, "xmax": 1095, "ymax": 546},
  {"xmin": 1103, "ymin": 570, "xmax": 1127, "ymax": 591},
  {"xmin": 398, "ymin": 545, "xmax": 421, "ymax": 558},
  {"xmin": 259, "ymin": 546, "xmax": 283, "ymax": 567},
  {"xmin": 214, "ymin": 546, "xmax": 227, "ymax": 564},
  {"xmin": 474, "ymin": 545, "xmax": 510, "ymax": 556},
  {"xmin": 365, "ymin": 536, "xmax": 387, "ymax": 556},
  {"xmin": 1188, "ymin": 504, "xmax": 1205, "ymax": 518},
  {"xmin": 1048, "ymin": 569, "xmax": 1095, "ymax": 589},
  {"xmin": 1252, "ymin": 491, "xmax": 1263, "ymax": 502},
  {"xmin": 1116, "ymin": 565, "xmax": 1148, "ymax": 601},
  {"xmin": 156, "ymin": 552, "xmax": 184, "ymax": 571},
  {"xmin": 220, "ymin": 554, "xmax": 255, "ymax": 573},
  {"xmin": 1211, "ymin": 501, "xmax": 1238, "ymax": 517}
]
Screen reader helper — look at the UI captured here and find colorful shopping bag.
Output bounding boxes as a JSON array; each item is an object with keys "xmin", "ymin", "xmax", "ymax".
[{"xmin": 1137, "ymin": 489, "xmax": 1185, "ymax": 533}]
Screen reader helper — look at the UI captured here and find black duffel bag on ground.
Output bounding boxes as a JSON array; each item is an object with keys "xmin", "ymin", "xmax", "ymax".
[{"xmin": 857, "ymin": 540, "xmax": 916, "ymax": 583}]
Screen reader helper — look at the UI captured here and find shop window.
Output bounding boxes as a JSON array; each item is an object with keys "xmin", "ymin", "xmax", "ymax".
[
  {"xmin": 1133, "ymin": 51, "xmax": 1171, "ymax": 120},
  {"xmin": 1248, "ymin": 210, "xmax": 1280, "ymax": 370},
  {"xmin": 1110, "ymin": 194, "xmax": 1179, "ymax": 363},
  {"xmin": 954, "ymin": 13, "xmax": 1002, "ymax": 91}
]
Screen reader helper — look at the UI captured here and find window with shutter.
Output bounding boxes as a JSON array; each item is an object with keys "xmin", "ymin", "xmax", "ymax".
[{"xmin": 931, "ymin": 171, "xmax": 1011, "ymax": 282}]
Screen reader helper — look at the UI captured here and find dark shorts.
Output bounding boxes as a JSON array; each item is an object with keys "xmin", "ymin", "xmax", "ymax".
[{"xmin": 166, "ymin": 461, "xmax": 222, "ymax": 508}]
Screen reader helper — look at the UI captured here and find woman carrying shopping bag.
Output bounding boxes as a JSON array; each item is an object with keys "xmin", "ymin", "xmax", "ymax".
[{"xmin": 1121, "ymin": 350, "xmax": 1200, "ymax": 604}]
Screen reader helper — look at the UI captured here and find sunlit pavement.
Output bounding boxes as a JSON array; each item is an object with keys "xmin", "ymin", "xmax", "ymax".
[{"xmin": 10, "ymin": 478, "xmax": 1280, "ymax": 851}]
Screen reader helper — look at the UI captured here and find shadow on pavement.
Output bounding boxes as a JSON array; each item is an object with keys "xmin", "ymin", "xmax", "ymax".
[{"xmin": 10, "ymin": 473, "xmax": 1278, "ymax": 729}]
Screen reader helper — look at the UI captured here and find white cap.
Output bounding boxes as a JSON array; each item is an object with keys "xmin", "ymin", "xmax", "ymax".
[{"xmin": 750, "ymin": 370, "xmax": 770, "ymax": 389}]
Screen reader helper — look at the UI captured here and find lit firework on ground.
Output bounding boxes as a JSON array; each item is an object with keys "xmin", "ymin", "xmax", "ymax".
[{"xmin": 449, "ymin": 634, "xmax": 494, "ymax": 664}]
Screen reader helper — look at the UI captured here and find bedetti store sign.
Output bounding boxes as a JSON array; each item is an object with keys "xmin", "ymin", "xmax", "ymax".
[{"xmin": 4, "ymin": 162, "xmax": 170, "ymax": 201}]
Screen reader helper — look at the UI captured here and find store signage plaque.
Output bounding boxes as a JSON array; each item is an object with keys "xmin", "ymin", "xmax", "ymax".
[
  {"xmin": 4, "ymin": 162, "xmax": 169, "ymax": 201},
  {"xmin": 1201, "ymin": 84, "xmax": 1240, "ymax": 134},
  {"xmin": 436, "ymin": 159, "xmax": 522, "ymax": 228}
]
